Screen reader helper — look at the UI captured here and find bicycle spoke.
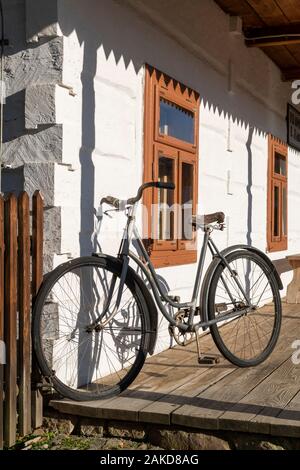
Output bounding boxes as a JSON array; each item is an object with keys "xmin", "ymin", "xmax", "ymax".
[
  {"xmin": 212, "ymin": 252, "xmax": 279, "ymax": 364},
  {"xmin": 38, "ymin": 261, "xmax": 147, "ymax": 398}
]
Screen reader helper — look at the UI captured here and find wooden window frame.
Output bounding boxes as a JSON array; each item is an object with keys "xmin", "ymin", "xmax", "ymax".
[
  {"xmin": 143, "ymin": 65, "xmax": 200, "ymax": 268},
  {"xmin": 267, "ymin": 135, "xmax": 288, "ymax": 252}
]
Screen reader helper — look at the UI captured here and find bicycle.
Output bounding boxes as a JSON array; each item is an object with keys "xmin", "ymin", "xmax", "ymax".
[{"xmin": 33, "ymin": 181, "xmax": 283, "ymax": 401}]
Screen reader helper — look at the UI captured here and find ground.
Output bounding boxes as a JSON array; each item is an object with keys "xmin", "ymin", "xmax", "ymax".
[{"xmin": 7, "ymin": 415, "xmax": 300, "ymax": 451}]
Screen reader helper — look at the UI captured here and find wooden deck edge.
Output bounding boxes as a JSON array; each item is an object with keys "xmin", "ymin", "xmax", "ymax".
[{"xmin": 49, "ymin": 399, "xmax": 300, "ymax": 439}]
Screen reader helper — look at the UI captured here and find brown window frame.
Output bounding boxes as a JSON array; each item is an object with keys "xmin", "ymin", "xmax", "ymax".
[
  {"xmin": 267, "ymin": 135, "xmax": 288, "ymax": 252},
  {"xmin": 143, "ymin": 65, "xmax": 200, "ymax": 268}
]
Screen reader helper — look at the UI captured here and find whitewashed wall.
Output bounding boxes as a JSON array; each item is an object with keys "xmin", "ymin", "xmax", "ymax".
[{"xmin": 53, "ymin": 0, "xmax": 300, "ymax": 353}]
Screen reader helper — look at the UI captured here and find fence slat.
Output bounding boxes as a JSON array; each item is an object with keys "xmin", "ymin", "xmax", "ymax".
[
  {"xmin": 0, "ymin": 196, "xmax": 5, "ymax": 450},
  {"xmin": 4, "ymin": 194, "xmax": 18, "ymax": 447},
  {"xmin": 18, "ymin": 192, "xmax": 31, "ymax": 436},
  {"xmin": 31, "ymin": 191, "xmax": 43, "ymax": 429}
]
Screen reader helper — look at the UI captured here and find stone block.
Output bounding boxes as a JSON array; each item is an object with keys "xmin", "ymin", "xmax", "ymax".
[
  {"xmin": 107, "ymin": 421, "xmax": 146, "ymax": 440},
  {"xmin": 148, "ymin": 429, "xmax": 230, "ymax": 450},
  {"xmin": 3, "ymin": 125, "xmax": 63, "ymax": 167},
  {"xmin": 1, "ymin": 162, "xmax": 56, "ymax": 206},
  {"xmin": 77, "ymin": 418, "xmax": 104, "ymax": 437},
  {"xmin": 44, "ymin": 206, "xmax": 61, "ymax": 253},
  {"xmin": 43, "ymin": 415, "xmax": 77, "ymax": 435},
  {"xmin": 25, "ymin": 84, "xmax": 56, "ymax": 129},
  {"xmin": 5, "ymin": 38, "xmax": 63, "ymax": 96}
]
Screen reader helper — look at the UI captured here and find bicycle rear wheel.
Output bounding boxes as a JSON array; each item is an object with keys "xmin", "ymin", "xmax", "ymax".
[
  {"xmin": 208, "ymin": 250, "xmax": 281, "ymax": 367},
  {"xmin": 33, "ymin": 256, "xmax": 151, "ymax": 400}
]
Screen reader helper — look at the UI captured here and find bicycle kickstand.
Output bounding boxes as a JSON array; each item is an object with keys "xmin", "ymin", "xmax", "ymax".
[{"xmin": 195, "ymin": 326, "xmax": 220, "ymax": 365}]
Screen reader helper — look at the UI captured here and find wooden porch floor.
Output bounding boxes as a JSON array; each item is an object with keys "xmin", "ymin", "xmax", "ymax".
[{"xmin": 50, "ymin": 302, "xmax": 300, "ymax": 438}]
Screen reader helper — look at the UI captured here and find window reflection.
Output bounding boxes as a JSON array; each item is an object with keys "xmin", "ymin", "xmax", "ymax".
[
  {"xmin": 274, "ymin": 152, "xmax": 286, "ymax": 176},
  {"xmin": 159, "ymin": 98, "xmax": 194, "ymax": 144},
  {"xmin": 181, "ymin": 162, "xmax": 193, "ymax": 240},
  {"xmin": 282, "ymin": 186, "xmax": 287, "ymax": 237},
  {"xmin": 273, "ymin": 185, "xmax": 279, "ymax": 237},
  {"xmin": 158, "ymin": 156, "xmax": 175, "ymax": 240}
]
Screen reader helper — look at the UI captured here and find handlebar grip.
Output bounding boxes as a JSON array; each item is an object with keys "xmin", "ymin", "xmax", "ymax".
[
  {"xmin": 154, "ymin": 182, "xmax": 175, "ymax": 190},
  {"xmin": 101, "ymin": 196, "xmax": 120, "ymax": 208}
]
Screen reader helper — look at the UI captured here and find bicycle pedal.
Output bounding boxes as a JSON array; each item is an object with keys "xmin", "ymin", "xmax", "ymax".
[{"xmin": 198, "ymin": 355, "xmax": 220, "ymax": 365}]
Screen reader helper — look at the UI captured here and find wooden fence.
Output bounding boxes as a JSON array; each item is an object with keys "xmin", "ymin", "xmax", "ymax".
[{"xmin": 0, "ymin": 191, "xmax": 44, "ymax": 449}]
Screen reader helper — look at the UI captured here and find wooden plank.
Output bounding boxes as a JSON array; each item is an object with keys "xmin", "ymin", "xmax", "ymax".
[
  {"xmin": 32, "ymin": 191, "xmax": 43, "ymax": 298},
  {"xmin": 266, "ymin": 45, "xmax": 299, "ymax": 69},
  {"xmin": 284, "ymin": 43, "xmax": 300, "ymax": 64},
  {"xmin": 247, "ymin": 354, "xmax": 300, "ymax": 433},
  {"xmin": 214, "ymin": 0, "xmax": 265, "ymax": 28},
  {"xmin": 275, "ymin": 0, "xmax": 300, "ymax": 22},
  {"xmin": 247, "ymin": 37, "xmax": 300, "ymax": 47},
  {"xmin": 18, "ymin": 192, "xmax": 31, "ymax": 437},
  {"xmin": 245, "ymin": 23, "xmax": 300, "ymax": 49},
  {"xmin": 3, "ymin": 194, "xmax": 18, "ymax": 448},
  {"xmin": 215, "ymin": 318, "xmax": 300, "ymax": 433},
  {"xmin": 31, "ymin": 191, "xmax": 44, "ymax": 430},
  {"xmin": 96, "ymin": 357, "xmax": 230, "ymax": 423},
  {"xmin": 246, "ymin": 0, "xmax": 289, "ymax": 26},
  {"xmin": 50, "ymin": 332, "xmax": 218, "ymax": 421},
  {"xmin": 50, "ymin": 304, "xmax": 300, "ymax": 435},
  {"xmin": 0, "ymin": 196, "xmax": 4, "ymax": 450},
  {"xmin": 270, "ymin": 388, "xmax": 300, "ymax": 437},
  {"xmin": 147, "ymin": 306, "xmax": 299, "ymax": 434},
  {"xmin": 171, "ymin": 314, "xmax": 297, "ymax": 430},
  {"xmin": 139, "ymin": 362, "xmax": 235, "ymax": 425}
]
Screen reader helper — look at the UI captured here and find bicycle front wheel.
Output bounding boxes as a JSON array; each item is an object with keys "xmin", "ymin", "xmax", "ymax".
[
  {"xmin": 208, "ymin": 250, "xmax": 282, "ymax": 367},
  {"xmin": 33, "ymin": 256, "xmax": 151, "ymax": 401}
]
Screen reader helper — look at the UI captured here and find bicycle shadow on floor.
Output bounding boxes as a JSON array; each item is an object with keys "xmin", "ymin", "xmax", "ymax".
[{"xmin": 118, "ymin": 388, "xmax": 300, "ymax": 423}]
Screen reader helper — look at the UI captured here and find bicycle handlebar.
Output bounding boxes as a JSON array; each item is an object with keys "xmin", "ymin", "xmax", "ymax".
[{"xmin": 100, "ymin": 181, "xmax": 175, "ymax": 209}]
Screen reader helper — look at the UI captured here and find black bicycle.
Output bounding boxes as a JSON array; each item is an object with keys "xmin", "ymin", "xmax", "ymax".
[{"xmin": 33, "ymin": 181, "xmax": 282, "ymax": 401}]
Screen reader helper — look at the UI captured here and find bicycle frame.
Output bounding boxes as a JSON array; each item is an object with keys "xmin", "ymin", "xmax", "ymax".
[{"xmin": 97, "ymin": 203, "xmax": 252, "ymax": 333}]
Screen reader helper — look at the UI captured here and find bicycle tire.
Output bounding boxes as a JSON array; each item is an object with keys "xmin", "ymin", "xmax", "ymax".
[
  {"xmin": 33, "ymin": 256, "xmax": 152, "ymax": 401},
  {"xmin": 208, "ymin": 250, "xmax": 282, "ymax": 367}
]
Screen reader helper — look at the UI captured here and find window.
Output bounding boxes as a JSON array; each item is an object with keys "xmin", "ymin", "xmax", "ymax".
[
  {"xmin": 267, "ymin": 136, "xmax": 288, "ymax": 252},
  {"xmin": 143, "ymin": 65, "xmax": 199, "ymax": 267}
]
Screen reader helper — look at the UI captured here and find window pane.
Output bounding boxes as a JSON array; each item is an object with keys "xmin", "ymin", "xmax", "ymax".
[
  {"xmin": 273, "ymin": 185, "xmax": 279, "ymax": 238},
  {"xmin": 282, "ymin": 186, "xmax": 287, "ymax": 236},
  {"xmin": 274, "ymin": 152, "xmax": 286, "ymax": 176},
  {"xmin": 181, "ymin": 162, "xmax": 193, "ymax": 240},
  {"xmin": 159, "ymin": 98, "xmax": 194, "ymax": 144},
  {"xmin": 158, "ymin": 156, "xmax": 175, "ymax": 240}
]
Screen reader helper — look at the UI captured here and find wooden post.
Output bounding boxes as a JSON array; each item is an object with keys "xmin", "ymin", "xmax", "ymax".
[
  {"xmin": 31, "ymin": 191, "xmax": 44, "ymax": 429},
  {"xmin": 0, "ymin": 196, "xmax": 5, "ymax": 450},
  {"xmin": 4, "ymin": 194, "xmax": 18, "ymax": 447},
  {"xmin": 18, "ymin": 192, "xmax": 32, "ymax": 436}
]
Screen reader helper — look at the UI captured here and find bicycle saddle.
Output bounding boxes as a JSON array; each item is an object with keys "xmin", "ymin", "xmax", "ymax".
[{"xmin": 192, "ymin": 212, "xmax": 225, "ymax": 227}]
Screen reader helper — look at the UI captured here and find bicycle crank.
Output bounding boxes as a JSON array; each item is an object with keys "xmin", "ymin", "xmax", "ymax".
[{"xmin": 168, "ymin": 310, "xmax": 195, "ymax": 346}]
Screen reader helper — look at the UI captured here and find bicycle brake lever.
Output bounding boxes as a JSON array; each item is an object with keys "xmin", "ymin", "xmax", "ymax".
[{"xmin": 104, "ymin": 208, "xmax": 118, "ymax": 218}]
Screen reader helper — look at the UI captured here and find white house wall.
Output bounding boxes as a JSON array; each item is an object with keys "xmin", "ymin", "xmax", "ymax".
[{"xmin": 54, "ymin": 0, "xmax": 299, "ymax": 354}]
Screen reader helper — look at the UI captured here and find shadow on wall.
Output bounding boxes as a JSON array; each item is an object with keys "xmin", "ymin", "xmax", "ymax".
[
  {"xmin": 20, "ymin": 0, "xmax": 290, "ymax": 383},
  {"xmin": 55, "ymin": 0, "xmax": 285, "ymax": 258},
  {"xmin": 4, "ymin": 0, "xmax": 290, "ymax": 257}
]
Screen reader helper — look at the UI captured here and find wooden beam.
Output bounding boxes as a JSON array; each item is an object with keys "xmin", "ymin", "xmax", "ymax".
[
  {"xmin": 282, "ymin": 68, "xmax": 300, "ymax": 82},
  {"xmin": 4, "ymin": 194, "xmax": 18, "ymax": 448},
  {"xmin": 246, "ymin": 37, "xmax": 300, "ymax": 47},
  {"xmin": 245, "ymin": 24, "xmax": 300, "ymax": 47}
]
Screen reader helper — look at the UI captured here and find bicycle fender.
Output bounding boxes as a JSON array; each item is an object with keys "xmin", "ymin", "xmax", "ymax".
[
  {"xmin": 93, "ymin": 253, "xmax": 158, "ymax": 355},
  {"xmin": 219, "ymin": 245, "xmax": 283, "ymax": 291}
]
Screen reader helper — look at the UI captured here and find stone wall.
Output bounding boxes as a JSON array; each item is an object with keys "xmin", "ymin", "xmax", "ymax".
[{"xmin": 2, "ymin": 0, "xmax": 62, "ymax": 272}]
